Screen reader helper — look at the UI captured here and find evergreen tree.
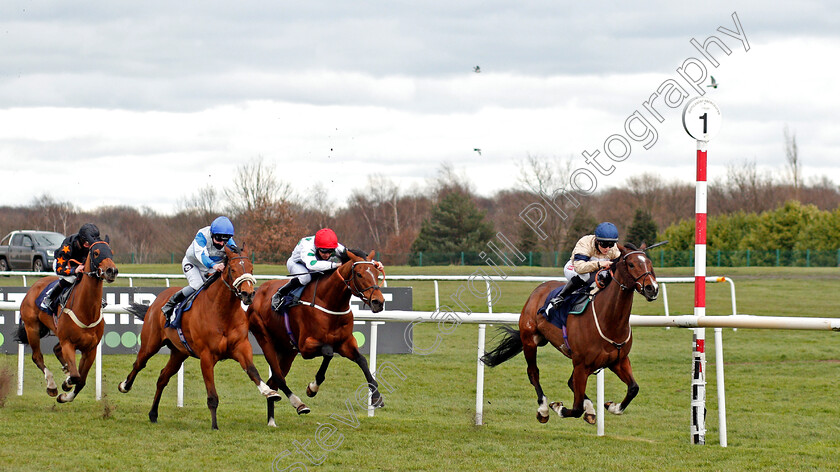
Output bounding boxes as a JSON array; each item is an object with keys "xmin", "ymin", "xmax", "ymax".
[
  {"xmin": 626, "ymin": 209, "xmax": 658, "ymax": 246},
  {"xmin": 564, "ymin": 208, "xmax": 597, "ymax": 252},
  {"xmin": 410, "ymin": 190, "xmax": 494, "ymax": 264}
]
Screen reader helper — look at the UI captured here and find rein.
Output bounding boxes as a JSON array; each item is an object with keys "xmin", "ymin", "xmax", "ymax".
[
  {"xmin": 613, "ymin": 250, "xmax": 655, "ymax": 293},
  {"xmin": 293, "ymin": 260, "xmax": 384, "ymax": 316}
]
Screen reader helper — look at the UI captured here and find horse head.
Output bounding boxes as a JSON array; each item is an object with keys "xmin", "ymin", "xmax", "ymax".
[
  {"xmin": 615, "ymin": 243, "xmax": 658, "ymax": 301},
  {"xmin": 88, "ymin": 238, "xmax": 119, "ymax": 283},
  {"xmin": 343, "ymin": 249, "xmax": 386, "ymax": 313},
  {"xmin": 223, "ymin": 244, "xmax": 257, "ymax": 305}
]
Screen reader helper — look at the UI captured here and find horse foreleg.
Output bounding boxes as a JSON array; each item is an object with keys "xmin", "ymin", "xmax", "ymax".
[
  {"xmin": 606, "ymin": 356, "xmax": 639, "ymax": 415},
  {"xmin": 523, "ymin": 342, "xmax": 550, "ymax": 423},
  {"xmin": 148, "ymin": 350, "xmax": 188, "ymax": 424},
  {"xmin": 338, "ymin": 343, "xmax": 383, "ymax": 409},
  {"xmin": 58, "ymin": 348, "xmax": 95, "ymax": 403},
  {"xmin": 198, "ymin": 354, "xmax": 221, "ymax": 430},
  {"xmin": 564, "ymin": 373, "xmax": 596, "ymax": 424},
  {"xmin": 231, "ymin": 342, "xmax": 281, "ymax": 401},
  {"xmin": 552, "ymin": 365, "xmax": 592, "ymax": 423},
  {"xmin": 52, "ymin": 343, "xmax": 69, "ymax": 376},
  {"xmin": 57, "ymin": 340, "xmax": 80, "ymax": 399},
  {"xmin": 307, "ymin": 348, "xmax": 333, "ymax": 398}
]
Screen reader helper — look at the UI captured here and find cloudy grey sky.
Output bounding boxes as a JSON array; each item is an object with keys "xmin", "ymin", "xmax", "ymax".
[{"xmin": 2, "ymin": 1, "xmax": 839, "ymax": 214}]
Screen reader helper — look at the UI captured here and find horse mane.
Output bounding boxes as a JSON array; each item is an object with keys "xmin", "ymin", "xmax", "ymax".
[
  {"xmin": 229, "ymin": 245, "xmax": 242, "ymax": 255},
  {"xmin": 346, "ymin": 248, "xmax": 368, "ymax": 259}
]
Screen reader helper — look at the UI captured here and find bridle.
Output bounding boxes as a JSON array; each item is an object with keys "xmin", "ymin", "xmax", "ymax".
[
  {"xmin": 336, "ymin": 261, "xmax": 384, "ymax": 308},
  {"xmin": 83, "ymin": 240, "xmax": 113, "ymax": 280},
  {"xmin": 221, "ymin": 254, "xmax": 257, "ymax": 300},
  {"xmin": 613, "ymin": 250, "xmax": 656, "ymax": 294}
]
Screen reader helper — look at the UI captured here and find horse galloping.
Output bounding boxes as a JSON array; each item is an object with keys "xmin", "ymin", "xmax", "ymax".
[
  {"xmin": 247, "ymin": 249, "xmax": 385, "ymax": 426},
  {"xmin": 16, "ymin": 239, "xmax": 118, "ymax": 403},
  {"xmin": 118, "ymin": 244, "xmax": 279, "ymax": 429},
  {"xmin": 481, "ymin": 243, "xmax": 660, "ymax": 424}
]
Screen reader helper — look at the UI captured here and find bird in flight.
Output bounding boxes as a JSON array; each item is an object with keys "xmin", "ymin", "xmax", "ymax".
[
  {"xmin": 474, "ymin": 148, "xmax": 482, "ymax": 156},
  {"xmin": 707, "ymin": 76, "xmax": 718, "ymax": 88},
  {"xmin": 473, "ymin": 65, "xmax": 481, "ymax": 73}
]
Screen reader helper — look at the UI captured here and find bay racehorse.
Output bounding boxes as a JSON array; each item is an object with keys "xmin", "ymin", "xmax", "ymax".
[
  {"xmin": 118, "ymin": 244, "xmax": 280, "ymax": 429},
  {"xmin": 16, "ymin": 239, "xmax": 118, "ymax": 403},
  {"xmin": 481, "ymin": 243, "xmax": 660, "ymax": 424},
  {"xmin": 247, "ymin": 249, "xmax": 385, "ymax": 426}
]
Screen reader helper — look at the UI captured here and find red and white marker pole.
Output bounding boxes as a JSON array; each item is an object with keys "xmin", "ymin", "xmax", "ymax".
[{"xmin": 683, "ymin": 97, "xmax": 721, "ymax": 446}]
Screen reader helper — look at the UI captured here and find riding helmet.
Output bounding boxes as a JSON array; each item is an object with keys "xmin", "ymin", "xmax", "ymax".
[
  {"xmin": 78, "ymin": 223, "xmax": 100, "ymax": 245},
  {"xmin": 314, "ymin": 228, "xmax": 339, "ymax": 249},
  {"xmin": 210, "ymin": 216, "xmax": 235, "ymax": 237},
  {"xmin": 594, "ymin": 222, "xmax": 619, "ymax": 243}
]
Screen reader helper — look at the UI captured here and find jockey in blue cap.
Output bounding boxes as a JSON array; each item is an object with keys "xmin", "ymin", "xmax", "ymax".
[
  {"xmin": 549, "ymin": 222, "xmax": 620, "ymax": 308},
  {"xmin": 162, "ymin": 216, "xmax": 237, "ymax": 322}
]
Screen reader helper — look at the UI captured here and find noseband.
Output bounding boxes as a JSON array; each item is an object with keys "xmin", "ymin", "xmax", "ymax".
[
  {"xmin": 614, "ymin": 250, "xmax": 656, "ymax": 294},
  {"xmin": 338, "ymin": 261, "xmax": 384, "ymax": 308},
  {"xmin": 222, "ymin": 255, "xmax": 256, "ymax": 297}
]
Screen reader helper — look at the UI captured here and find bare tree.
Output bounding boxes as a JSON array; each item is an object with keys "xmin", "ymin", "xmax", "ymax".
[
  {"xmin": 224, "ymin": 156, "xmax": 293, "ymax": 215},
  {"xmin": 178, "ymin": 185, "xmax": 221, "ymax": 218},
  {"xmin": 29, "ymin": 194, "xmax": 77, "ymax": 234},
  {"xmin": 515, "ymin": 154, "xmax": 577, "ymax": 251},
  {"xmin": 784, "ymin": 125, "xmax": 801, "ymax": 199}
]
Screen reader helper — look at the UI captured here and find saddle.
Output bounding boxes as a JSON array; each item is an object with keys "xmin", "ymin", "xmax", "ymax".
[
  {"xmin": 166, "ymin": 272, "xmax": 220, "ymax": 329},
  {"xmin": 538, "ymin": 284, "xmax": 592, "ymax": 330},
  {"xmin": 37, "ymin": 280, "xmax": 73, "ymax": 316}
]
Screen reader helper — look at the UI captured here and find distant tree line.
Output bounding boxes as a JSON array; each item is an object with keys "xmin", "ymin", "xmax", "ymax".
[{"xmin": 3, "ymin": 145, "xmax": 840, "ymax": 266}]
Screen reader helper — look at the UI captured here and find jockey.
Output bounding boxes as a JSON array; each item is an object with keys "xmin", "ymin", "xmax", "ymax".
[
  {"xmin": 270, "ymin": 228, "xmax": 348, "ymax": 311},
  {"xmin": 161, "ymin": 216, "xmax": 237, "ymax": 322},
  {"xmin": 549, "ymin": 222, "xmax": 621, "ymax": 309},
  {"xmin": 40, "ymin": 223, "xmax": 100, "ymax": 313}
]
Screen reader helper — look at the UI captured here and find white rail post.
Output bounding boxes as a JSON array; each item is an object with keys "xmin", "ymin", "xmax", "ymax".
[
  {"xmin": 368, "ymin": 321, "xmax": 383, "ymax": 417},
  {"xmin": 596, "ymin": 369, "xmax": 605, "ymax": 436},
  {"xmin": 17, "ymin": 342, "xmax": 25, "ymax": 396},
  {"xmin": 715, "ymin": 327, "xmax": 727, "ymax": 447},
  {"xmin": 95, "ymin": 341, "xmax": 102, "ymax": 400},
  {"xmin": 476, "ymin": 323, "xmax": 486, "ymax": 426},
  {"xmin": 177, "ymin": 364, "xmax": 184, "ymax": 407}
]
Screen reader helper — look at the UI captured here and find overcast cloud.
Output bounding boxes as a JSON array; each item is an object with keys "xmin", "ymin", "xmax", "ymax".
[{"xmin": 2, "ymin": 1, "xmax": 839, "ymax": 213}]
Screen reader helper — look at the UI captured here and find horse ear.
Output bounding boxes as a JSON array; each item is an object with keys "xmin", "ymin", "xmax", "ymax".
[
  {"xmin": 104, "ymin": 235, "xmax": 110, "ymax": 244},
  {"xmin": 368, "ymin": 250, "xmax": 376, "ymax": 260},
  {"xmin": 640, "ymin": 241, "xmax": 648, "ymax": 251}
]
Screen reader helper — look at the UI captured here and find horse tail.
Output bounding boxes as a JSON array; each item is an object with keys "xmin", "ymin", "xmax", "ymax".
[
  {"xmin": 127, "ymin": 302, "xmax": 150, "ymax": 321},
  {"xmin": 13, "ymin": 318, "xmax": 50, "ymax": 345},
  {"xmin": 480, "ymin": 326, "xmax": 523, "ymax": 367},
  {"xmin": 13, "ymin": 320, "xmax": 29, "ymax": 345}
]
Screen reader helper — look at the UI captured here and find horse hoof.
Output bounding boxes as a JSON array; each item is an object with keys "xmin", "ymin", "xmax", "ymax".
[
  {"xmin": 584, "ymin": 413, "xmax": 596, "ymax": 425},
  {"xmin": 549, "ymin": 401, "xmax": 564, "ymax": 416},
  {"xmin": 306, "ymin": 385, "xmax": 317, "ymax": 398},
  {"xmin": 62, "ymin": 381, "xmax": 72, "ymax": 392},
  {"xmin": 47, "ymin": 387, "xmax": 58, "ymax": 397},
  {"xmin": 57, "ymin": 393, "xmax": 72, "ymax": 403},
  {"xmin": 536, "ymin": 412, "xmax": 550, "ymax": 423},
  {"xmin": 371, "ymin": 396, "xmax": 385, "ymax": 409},
  {"xmin": 118, "ymin": 381, "xmax": 130, "ymax": 394},
  {"xmin": 296, "ymin": 404, "xmax": 311, "ymax": 415},
  {"xmin": 267, "ymin": 390, "xmax": 282, "ymax": 400}
]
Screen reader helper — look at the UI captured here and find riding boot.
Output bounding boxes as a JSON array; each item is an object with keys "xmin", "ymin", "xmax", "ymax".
[
  {"xmin": 549, "ymin": 275, "xmax": 588, "ymax": 309},
  {"xmin": 41, "ymin": 279, "xmax": 71, "ymax": 313},
  {"xmin": 271, "ymin": 278, "xmax": 303, "ymax": 312},
  {"xmin": 161, "ymin": 287, "xmax": 194, "ymax": 322}
]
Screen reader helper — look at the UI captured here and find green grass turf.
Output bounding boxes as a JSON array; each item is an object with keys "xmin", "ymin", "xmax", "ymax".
[{"xmin": 1, "ymin": 265, "xmax": 839, "ymax": 471}]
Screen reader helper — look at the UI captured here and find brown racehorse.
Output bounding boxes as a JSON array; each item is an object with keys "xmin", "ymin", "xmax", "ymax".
[
  {"xmin": 481, "ymin": 243, "xmax": 659, "ymax": 424},
  {"xmin": 247, "ymin": 249, "xmax": 385, "ymax": 426},
  {"xmin": 118, "ymin": 244, "xmax": 280, "ymax": 429},
  {"xmin": 16, "ymin": 239, "xmax": 118, "ymax": 403}
]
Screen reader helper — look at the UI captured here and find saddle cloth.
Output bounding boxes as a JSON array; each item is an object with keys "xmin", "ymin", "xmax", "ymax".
[
  {"xmin": 537, "ymin": 284, "xmax": 592, "ymax": 330},
  {"xmin": 167, "ymin": 272, "xmax": 220, "ymax": 329}
]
